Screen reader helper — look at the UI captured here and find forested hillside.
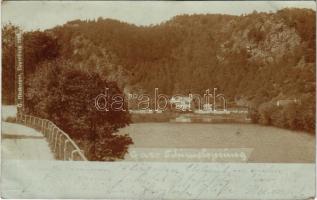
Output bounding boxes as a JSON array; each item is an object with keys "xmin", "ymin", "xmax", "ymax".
[
  {"xmin": 47, "ymin": 9, "xmax": 315, "ymax": 98},
  {"xmin": 2, "ymin": 8, "xmax": 316, "ymax": 133}
]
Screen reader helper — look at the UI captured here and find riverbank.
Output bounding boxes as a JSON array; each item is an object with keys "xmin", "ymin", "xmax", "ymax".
[{"xmin": 131, "ymin": 112, "xmax": 250, "ymax": 124}]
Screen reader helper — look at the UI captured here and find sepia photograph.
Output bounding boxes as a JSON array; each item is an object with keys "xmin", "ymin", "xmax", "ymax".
[{"xmin": 1, "ymin": 1, "xmax": 316, "ymax": 199}]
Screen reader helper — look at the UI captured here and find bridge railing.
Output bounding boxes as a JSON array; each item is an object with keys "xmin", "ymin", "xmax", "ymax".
[{"xmin": 16, "ymin": 113, "xmax": 87, "ymax": 161}]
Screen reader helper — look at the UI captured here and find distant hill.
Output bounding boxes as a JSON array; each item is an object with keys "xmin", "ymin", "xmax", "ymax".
[{"xmin": 47, "ymin": 8, "xmax": 315, "ymax": 103}]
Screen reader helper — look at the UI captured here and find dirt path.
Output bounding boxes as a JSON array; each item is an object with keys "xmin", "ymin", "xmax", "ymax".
[{"xmin": 2, "ymin": 122, "xmax": 54, "ymax": 160}]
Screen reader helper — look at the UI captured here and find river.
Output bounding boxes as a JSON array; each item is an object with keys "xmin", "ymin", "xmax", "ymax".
[{"xmin": 119, "ymin": 122, "xmax": 315, "ymax": 163}]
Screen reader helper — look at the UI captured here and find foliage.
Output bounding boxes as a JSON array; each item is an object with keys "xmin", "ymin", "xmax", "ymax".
[
  {"xmin": 23, "ymin": 31, "xmax": 60, "ymax": 74},
  {"xmin": 2, "ymin": 24, "xmax": 18, "ymax": 104},
  {"xmin": 1, "ymin": 26, "xmax": 60, "ymax": 104},
  {"xmin": 25, "ymin": 61, "xmax": 133, "ymax": 160},
  {"xmin": 250, "ymin": 96, "xmax": 315, "ymax": 134}
]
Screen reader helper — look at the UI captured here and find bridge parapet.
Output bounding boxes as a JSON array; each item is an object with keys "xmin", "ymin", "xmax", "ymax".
[{"xmin": 17, "ymin": 114, "xmax": 87, "ymax": 161}]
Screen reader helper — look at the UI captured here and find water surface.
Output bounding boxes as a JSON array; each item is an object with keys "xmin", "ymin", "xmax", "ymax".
[{"xmin": 120, "ymin": 123, "xmax": 315, "ymax": 163}]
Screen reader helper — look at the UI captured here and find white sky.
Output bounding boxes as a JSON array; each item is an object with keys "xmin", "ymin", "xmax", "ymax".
[{"xmin": 1, "ymin": 1, "xmax": 316, "ymax": 31}]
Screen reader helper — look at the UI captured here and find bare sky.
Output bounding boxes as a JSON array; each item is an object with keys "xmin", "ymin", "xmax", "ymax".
[{"xmin": 2, "ymin": 1, "xmax": 316, "ymax": 31}]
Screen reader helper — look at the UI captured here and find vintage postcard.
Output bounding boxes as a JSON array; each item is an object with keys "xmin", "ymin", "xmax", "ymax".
[{"xmin": 1, "ymin": 1, "xmax": 316, "ymax": 199}]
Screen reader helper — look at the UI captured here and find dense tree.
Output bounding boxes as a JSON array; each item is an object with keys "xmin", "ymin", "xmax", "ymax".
[
  {"xmin": 25, "ymin": 61, "xmax": 133, "ymax": 160},
  {"xmin": 23, "ymin": 31, "xmax": 60, "ymax": 74},
  {"xmin": 2, "ymin": 24, "xmax": 18, "ymax": 104},
  {"xmin": 2, "ymin": 26, "xmax": 60, "ymax": 104}
]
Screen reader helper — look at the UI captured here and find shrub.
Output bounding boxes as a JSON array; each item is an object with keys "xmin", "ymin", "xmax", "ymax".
[
  {"xmin": 25, "ymin": 60, "xmax": 133, "ymax": 161},
  {"xmin": 254, "ymin": 100, "xmax": 315, "ymax": 134},
  {"xmin": 258, "ymin": 102, "xmax": 275, "ymax": 125},
  {"xmin": 249, "ymin": 107, "xmax": 260, "ymax": 123},
  {"xmin": 271, "ymin": 107, "xmax": 287, "ymax": 128},
  {"xmin": 4, "ymin": 116, "xmax": 16, "ymax": 123}
]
